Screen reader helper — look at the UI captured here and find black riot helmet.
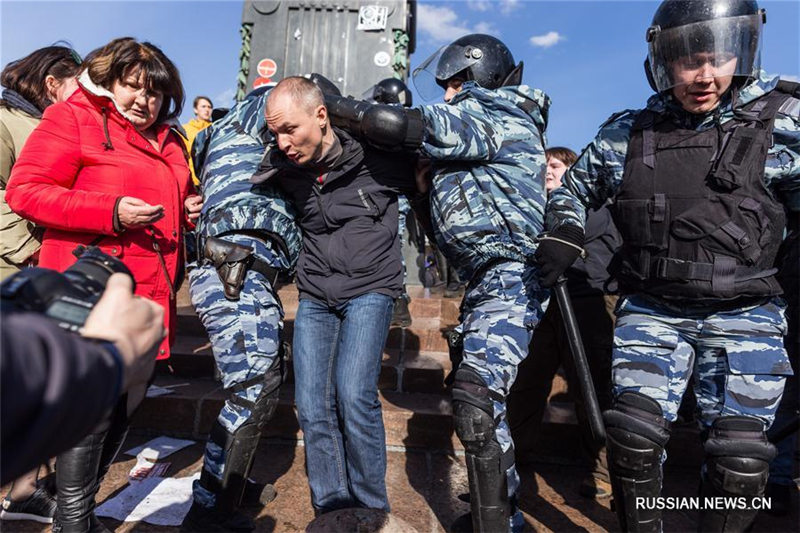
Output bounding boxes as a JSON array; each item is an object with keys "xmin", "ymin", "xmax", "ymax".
[
  {"xmin": 362, "ymin": 78, "xmax": 413, "ymax": 107},
  {"xmin": 413, "ymin": 34, "xmax": 523, "ymax": 101},
  {"xmin": 645, "ymin": 0, "xmax": 766, "ymax": 93}
]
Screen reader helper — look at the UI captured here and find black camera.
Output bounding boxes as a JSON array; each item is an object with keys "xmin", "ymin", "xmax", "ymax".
[{"xmin": 0, "ymin": 247, "xmax": 134, "ymax": 332}]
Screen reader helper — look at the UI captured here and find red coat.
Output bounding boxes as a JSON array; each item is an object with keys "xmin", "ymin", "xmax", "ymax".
[{"xmin": 6, "ymin": 77, "xmax": 194, "ymax": 359}]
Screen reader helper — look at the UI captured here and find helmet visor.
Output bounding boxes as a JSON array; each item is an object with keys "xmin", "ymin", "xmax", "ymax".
[
  {"xmin": 647, "ymin": 14, "xmax": 763, "ymax": 93},
  {"xmin": 413, "ymin": 42, "xmax": 482, "ymax": 101},
  {"xmin": 412, "ymin": 45, "xmax": 447, "ymax": 101},
  {"xmin": 360, "ymin": 84, "xmax": 378, "ymax": 102}
]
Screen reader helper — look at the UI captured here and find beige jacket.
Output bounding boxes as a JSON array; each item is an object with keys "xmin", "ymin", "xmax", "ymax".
[{"xmin": 1, "ymin": 105, "xmax": 42, "ymax": 278}]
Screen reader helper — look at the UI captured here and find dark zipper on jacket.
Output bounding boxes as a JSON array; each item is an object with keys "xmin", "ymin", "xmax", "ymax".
[
  {"xmin": 146, "ymin": 226, "xmax": 176, "ymax": 300},
  {"xmin": 455, "ymin": 176, "xmax": 475, "ymax": 217},
  {"xmin": 100, "ymin": 107, "xmax": 114, "ymax": 150}
]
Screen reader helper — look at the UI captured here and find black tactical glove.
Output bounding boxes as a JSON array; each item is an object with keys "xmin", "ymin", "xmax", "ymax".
[
  {"xmin": 534, "ymin": 225, "xmax": 586, "ymax": 288},
  {"xmin": 307, "ymin": 73, "xmax": 341, "ymax": 96}
]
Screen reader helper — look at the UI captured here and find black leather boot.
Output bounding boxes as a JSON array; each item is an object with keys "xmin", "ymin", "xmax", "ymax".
[
  {"xmin": 52, "ymin": 431, "xmax": 110, "ymax": 533},
  {"xmin": 97, "ymin": 402, "xmax": 129, "ymax": 482}
]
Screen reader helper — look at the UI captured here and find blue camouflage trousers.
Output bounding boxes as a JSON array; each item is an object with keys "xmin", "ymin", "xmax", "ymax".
[
  {"xmin": 612, "ymin": 294, "xmax": 792, "ymax": 429},
  {"xmin": 188, "ymin": 234, "xmax": 285, "ymax": 507},
  {"xmin": 456, "ymin": 260, "xmax": 550, "ymax": 532}
]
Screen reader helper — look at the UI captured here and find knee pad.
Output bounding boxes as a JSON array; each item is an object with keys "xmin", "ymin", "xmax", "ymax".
[
  {"xmin": 604, "ymin": 391, "xmax": 671, "ymax": 475},
  {"xmin": 698, "ymin": 416, "xmax": 775, "ymax": 532},
  {"xmin": 239, "ymin": 355, "xmax": 283, "ymax": 428},
  {"xmin": 603, "ymin": 392, "xmax": 671, "ymax": 533},
  {"xmin": 451, "ymin": 367, "xmax": 514, "ymax": 533},
  {"xmin": 451, "ymin": 367, "xmax": 497, "ymax": 454},
  {"xmin": 201, "ymin": 357, "xmax": 284, "ymax": 509},
  {"xmin": 703, "ymin": 416, "xmax": 775, "ymax": 497}
]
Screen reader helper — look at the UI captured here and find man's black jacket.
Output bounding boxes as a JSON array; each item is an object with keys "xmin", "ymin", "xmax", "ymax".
[{"xmin": 254, "ymin": 128, "xmax": 416, "ymax": 307}]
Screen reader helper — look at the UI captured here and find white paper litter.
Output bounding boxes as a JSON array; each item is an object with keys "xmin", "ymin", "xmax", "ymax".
[
  {"xmin": 145, "ymin": 385, "xmax": 174, "ymax": 397},
  {"xmin": 124, "ymin": 436, "xmax": 195, "ymax": 460},
  {"xmin": 96, "ymin": 473, "xmax": 199, "ymax": 525},
  {"xmin": 129, "ymin": 454, "xmax": 171, "ymax": 481}
]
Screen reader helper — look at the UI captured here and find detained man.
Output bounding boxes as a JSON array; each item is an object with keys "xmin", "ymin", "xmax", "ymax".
[{"xmin": 252, "ymin": 77, "xmax": 419, "ymax": 513}]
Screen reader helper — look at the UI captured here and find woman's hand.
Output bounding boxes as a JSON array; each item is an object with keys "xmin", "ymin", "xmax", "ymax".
[
  {"xmin": 117, "ymin": 196, "xmax": 164, "ymax": 229},
  {"xmin": 184, "ymin": 194, "xmax": 203, "ymax": 223}
]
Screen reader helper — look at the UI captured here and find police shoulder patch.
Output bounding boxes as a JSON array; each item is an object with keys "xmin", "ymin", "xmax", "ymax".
[{"xmin": 599, "ymin": 109, "xmax": 636, "ymax": 130}]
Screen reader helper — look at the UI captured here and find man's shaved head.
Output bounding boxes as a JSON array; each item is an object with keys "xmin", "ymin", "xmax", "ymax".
[
  {"xmin": 265, "ymin": 76, "xmax": 333, "ymax": 167},
  {"xmin": 267, "ymin": 76, "xmax": 325, "ymax": 115}
]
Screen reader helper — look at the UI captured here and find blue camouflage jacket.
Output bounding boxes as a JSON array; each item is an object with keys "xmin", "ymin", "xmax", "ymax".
[
  {"xmin": 419, "ymin": 82, "xmax": 552, "ymax": 281},
  {"xmin": 546, "ymin": 72, "xmax": 800, "ymax": 233},
  {"xmin": 193, "ymin": 89, "xmax": 301, "ymax": 269}
]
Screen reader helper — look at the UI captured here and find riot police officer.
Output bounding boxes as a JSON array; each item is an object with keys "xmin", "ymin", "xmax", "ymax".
[
  {"xmin": 181, "ymin": 86, "xmax": 302, "ymax": 532},
  {"xmin": 539, "ymin": 1, "xmax": 799, "ymax": 531},
  {"xmin": 362, "ymin": 77, "xmax": 413, "ymax": 107},
  {"xmin": 325, "ymin": 33, "xmax": 564, "ymax": 532}
]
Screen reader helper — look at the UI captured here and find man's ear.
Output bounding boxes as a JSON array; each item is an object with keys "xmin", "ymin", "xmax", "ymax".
[{"xmin": 317, "ymin": 104, "xmax": 328, "ymax": 127}]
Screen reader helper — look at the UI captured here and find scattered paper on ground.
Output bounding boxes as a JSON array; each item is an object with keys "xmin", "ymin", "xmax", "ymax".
[
  {"xmin": 146, "ymin": 385, "xmax": 174, "ymax": 398},
  {"xmin": 96, "ymin": 473, "xmax": 199, "ymax": 525},
  {"xmin": 129, "ymin": 459, "xmax": 171, "ymax": 481},
  {"xmin": 124, "ymin": 436, "xmax": 195, "ymax": 459}
]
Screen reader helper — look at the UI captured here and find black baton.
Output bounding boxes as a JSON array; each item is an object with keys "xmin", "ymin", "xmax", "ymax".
[{"xmin": 553, "ymin": 277, "xmax": 606, "ymax": 445}]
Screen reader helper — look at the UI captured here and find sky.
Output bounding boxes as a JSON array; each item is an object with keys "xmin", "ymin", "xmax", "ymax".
[{"xmin": 2, "ymin": 0, "xmax": 798, "ymax": 151}]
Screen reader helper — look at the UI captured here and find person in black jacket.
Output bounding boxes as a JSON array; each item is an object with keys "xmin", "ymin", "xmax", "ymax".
[
  {"xmin": 507, "ymin": 147, "xmax": 621, "ymax": 501},
  {"xmin": 254, "ymin": 76, "xmax": 417, "ymax": 513}
]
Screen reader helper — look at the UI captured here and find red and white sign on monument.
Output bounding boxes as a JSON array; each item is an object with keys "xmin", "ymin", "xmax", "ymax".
[{"xmin": 257, "ymin": 58, "xmax": 278, "ymax": 78}]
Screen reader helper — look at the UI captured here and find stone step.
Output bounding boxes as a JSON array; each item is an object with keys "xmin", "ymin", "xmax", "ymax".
[
  {"xmin": 133, "ymin": 374, "xmax": 461, "ymax": 451},
  {"xmin": 132, "ymin": 374, "xmax": 705, "ymax": 467},
  {"xmin": 133, "ymin": 375, "xmax": 581, "ymax": 454},
  {"xmin": 172, "ymin": 282, "xmax": 571, "ymax": 396},
  {"xmin": 173, "ymin": 316, "xmax": 457, "ymax": 357},
  {"xmin": 176, "ymin": 284, "xmax": 460, "ymax": 322},
  {"xmin": 168, "ymin": 333, "xmax": 571, "ymax": 399}
]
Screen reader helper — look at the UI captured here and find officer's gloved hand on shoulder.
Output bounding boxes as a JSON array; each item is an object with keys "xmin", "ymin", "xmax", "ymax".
[
  {"xmin": 307, "ymin": 73, "xmax": 341, "ymax": 97},
  {"xmin": 534, "ymin": 225, "xmax": 585, "ymax": 287}
]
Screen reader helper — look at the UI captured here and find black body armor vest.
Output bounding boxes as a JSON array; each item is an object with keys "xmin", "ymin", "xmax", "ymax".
[{"xmin": 612, "ymin": 85, "xmax": 796, "ymax": 302}]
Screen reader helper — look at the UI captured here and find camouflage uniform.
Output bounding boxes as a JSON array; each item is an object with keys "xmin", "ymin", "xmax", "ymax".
[
  {"xmin": 397, "ymin": 195, "xmax": 410, "ymax": 288},
  {"xmin": 546, "ymin": 73, "xmax": 799, "ymax": 530},
  {"xmin": 187, "ymin": 88, "xmax": 301, "ymax": 512},
  {"xmin": 419, "ymin": 82, "xmax": 554, "ymax": 530},
  {"xmin": 547, "ymin": 72, "xmax": 798, "ymax": 426}
]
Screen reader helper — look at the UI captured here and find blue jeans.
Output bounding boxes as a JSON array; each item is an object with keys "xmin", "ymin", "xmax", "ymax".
[{"xmin": 293, "ymin": 292, "xmax": 394, "ymax": 512}]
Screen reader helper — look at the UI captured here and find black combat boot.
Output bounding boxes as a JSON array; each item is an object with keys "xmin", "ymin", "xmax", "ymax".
[{"xmin": 391, "ymin": 293, "xmax": 412, "ymax": 327}]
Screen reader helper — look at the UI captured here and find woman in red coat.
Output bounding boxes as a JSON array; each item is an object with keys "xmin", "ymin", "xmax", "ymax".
[{"xmin": 6, "ymin": 37, "xmax": 201, "ymax": 533}]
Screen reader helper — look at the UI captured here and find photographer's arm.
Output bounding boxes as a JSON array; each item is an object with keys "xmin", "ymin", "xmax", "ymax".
[
  {"xmin": 0, "ymin": 274, "xmax": 165, "ymax": 484},
  {"xmin": 1, "ymin": 312, "xmax": 123, "ymax": 484}
]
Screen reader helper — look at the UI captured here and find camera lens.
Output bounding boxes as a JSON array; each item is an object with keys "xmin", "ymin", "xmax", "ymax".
[{"xmin": 63, "ymin": 247, "xmax": 135, "ymax": 299}]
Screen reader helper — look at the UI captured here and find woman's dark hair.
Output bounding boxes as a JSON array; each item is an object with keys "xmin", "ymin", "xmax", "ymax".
[
  {"xmin": 0, "ymin": 45, "xmax": 82, "ymax": 112},
  {"xmin": 84, "ymin": 37, "xmax": 184, "ymax": 123},
  {"xmin": 545, "ymin": 146, "xmax": 578, "ymax": 168}
]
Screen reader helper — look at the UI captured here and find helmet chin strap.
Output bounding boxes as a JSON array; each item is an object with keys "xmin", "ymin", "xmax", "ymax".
[{"xmin": 644, "ymin": 58, "xmax": 659, "ymax": 93}]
